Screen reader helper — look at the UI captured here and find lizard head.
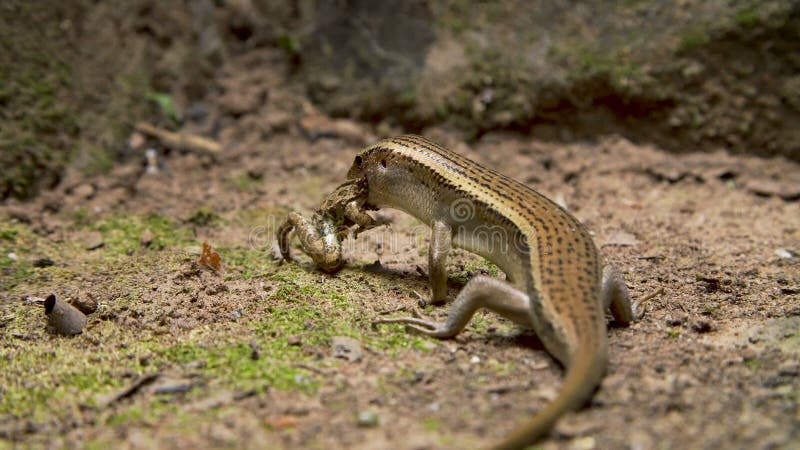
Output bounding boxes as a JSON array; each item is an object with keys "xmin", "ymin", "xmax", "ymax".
[{"xmin": 346, "ymin": 144, "xmax": 397, "ymax": 199}]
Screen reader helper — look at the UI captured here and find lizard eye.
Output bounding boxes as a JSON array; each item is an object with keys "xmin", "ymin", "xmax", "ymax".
[
  {"xmin": 354, "ymin": 155, "xmax": 363, "ymax": 167},
  {"xmin": 380, "ymin": 159, "xmax": 387, "ymax": 168}
]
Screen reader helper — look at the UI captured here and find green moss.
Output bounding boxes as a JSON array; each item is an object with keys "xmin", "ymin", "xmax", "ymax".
[
  {"xmin": 422, "ymin": 417, "xmax": 441, "ymax": 432},
  {"xmin": 487, "ymin": 358, "xmax": 514, "ymax": 375},
  {"xmin": 225, "ymin": 172, "xmax": 263, "ymax": 192},
  {"xmin": 0, "ymin": 342, "xmax": 123, "ymax": 421},
  {"xmin": 0, "ymin": 1, "xmax": 78, "ymax": 199},
  {"xmin": 371, "ymin": 324, "xmax": 433, "ymax": 354},
  {"xmin": 734, "ymin": 6, "xmax": 760, "ymax": 28},
  {"xmin": 92, "ymin": 213, "xmax": 192, "ymax": 254},
  {"xmin": 106, "ymin": 406, "xmax": 146, "ymax": 426},
  {"xmin": 277, "ymin": 34, "xmax": 301, "ymax": 55},
  {"xmin": 0, "ymin": 222, "xmax": 36, "ymax": 290},
  {"xmin": 677, "ymin": 29, "xmax": 711, "ymax": 53},
  {"xmin": 666, "ymin": 328, "xmax": 681, "ymax": 339},
  {"xmin": 79, "ymin": 142, "xmax": 115, "ymax": 176},
  {"xmin": 72, "ymin": 207, "xmax": 91, "ymax": 227},
  {"xmin": 744, "ymin": 358, "xmax": 762, "ymax": 371},
  {"xmin": 157, "ymin": 341, "xmax": 316, "ymax": 392},
  {"xmin": 219, "ymin": 246, "xmax": 277, "ymax": 280}
]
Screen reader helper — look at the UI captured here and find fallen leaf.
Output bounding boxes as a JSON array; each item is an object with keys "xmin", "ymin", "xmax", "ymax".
[
  {"xmin": 198, "ymin": 241, "xmax": 221, "ymax": 271},
  {"xmin": 267, "ymin": 415, "xmax": 297, "ymax": 429}
]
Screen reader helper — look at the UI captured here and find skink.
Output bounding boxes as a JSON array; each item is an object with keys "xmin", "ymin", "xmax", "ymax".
[{"xmin": 278, "ymin": 135, "xmax": 634, "ymax": 449}]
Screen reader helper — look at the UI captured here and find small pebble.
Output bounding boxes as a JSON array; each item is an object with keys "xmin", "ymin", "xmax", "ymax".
[
  {"xmin": 356, "ymin": 410, "xmax": 380, "ymax": 428},
  {"xmin": 470, "ymin": 355, "xmax": 481, "ymax": 364},
  {"xmin": 140, "ymin": 229, "xmax": 154, "ymax": 247},
  {"xmin": 71, "ymin": 291, "xmax": 98, "ymax": 314},
  {"xmin": 332, "ymin": 336, "xmax": 363, "ymax": 362},
  {"xmin": 7, "ymin": 252, "xmax": 17, "ymax": 261},
  {"xmin": 145, "ymin": 148, "xmax": 159, "ymax": 174}
]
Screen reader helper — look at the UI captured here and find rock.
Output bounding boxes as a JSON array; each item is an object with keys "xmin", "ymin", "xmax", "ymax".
[
  {"xmin": 356, "ymin": 410, "xmax": 380, "ymax": 427},
  {"xmin": 70, "ymin": 291, "xmax": 98, "ymax": 315},
  {"xmin": 263, "ymin": 110, "xmax": 293, "ymax": 132},
  {"xmin": 303, "ymin": 1, "xmax": 434, "ymax": 117},
  {"xmin": 83, "ymin": 231, "xmax": 105, "ymax": 251},
  {"xmin": 72, "ymin": 183, "xmax": 95, "ymax": 199},
  {"xmin": 332, "ymin": 336, "xmax": 363, "ymax": 362},
  {"xmin": 140, "ymin": 229, "xmax": 154, "ymax": 247},
  {"xmin": 128, "ymin": 131, "xmax": 146, "ymax": 150},
  {"xmin": 745, "ymin": 179, "xmax": 800, "ymax": 201}
]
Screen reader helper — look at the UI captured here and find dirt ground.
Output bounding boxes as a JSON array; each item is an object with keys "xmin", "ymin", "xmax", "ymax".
[{"xmin": 1, "ymin": 49, "xmax": 799, "ymax": 450}]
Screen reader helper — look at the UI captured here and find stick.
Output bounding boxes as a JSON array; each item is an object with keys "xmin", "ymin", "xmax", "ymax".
[{"xmin": 135, "ymin": 122, "xmax": 221, "ymax": 155}]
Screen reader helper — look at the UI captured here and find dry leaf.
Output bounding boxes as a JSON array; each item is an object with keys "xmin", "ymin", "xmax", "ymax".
[
  {"xmin": 267, "ymin": 415, "xmax": 297, "ymax": 429},
  {"xmin": 199, "ymin": 241, "xmax": 221, "ymax": 271}
]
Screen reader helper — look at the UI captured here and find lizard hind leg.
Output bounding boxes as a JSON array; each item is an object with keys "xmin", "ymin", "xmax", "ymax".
[
  {"xmin": 601, "ymin": 265, "xmax": 634, "ymax": 325},
  {"xmin": 373, "ymin": 275, "xmax": 532, "ymax": 339}
]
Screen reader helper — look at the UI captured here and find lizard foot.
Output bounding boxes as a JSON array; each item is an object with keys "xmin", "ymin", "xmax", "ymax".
[{"xmin": 372, "ymin": 317, "xmax": 452, "ymax": 339}]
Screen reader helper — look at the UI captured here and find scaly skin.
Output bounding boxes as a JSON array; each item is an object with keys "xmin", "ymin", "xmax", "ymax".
[{"xmin": 279, "ymin": 135, "xmax": 634, "ymax": 449}]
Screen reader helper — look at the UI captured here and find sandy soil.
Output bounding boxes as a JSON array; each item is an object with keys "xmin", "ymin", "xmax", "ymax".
[{"xmin": 1, "ymin": 50, "xmax": 798, "ymax": 450}]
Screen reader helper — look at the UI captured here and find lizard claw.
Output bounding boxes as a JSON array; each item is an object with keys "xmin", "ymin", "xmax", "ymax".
[
  {"xmin": 632, "ymin": 287, "xmax": 664, "ymax": 321},
  {"xmin": 372, "ymin": 316, "xmax": 448, "ymax": 337}
]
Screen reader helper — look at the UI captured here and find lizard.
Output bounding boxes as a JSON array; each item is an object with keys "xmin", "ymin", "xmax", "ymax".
[{"xmin": 277, "ymin": 135, "xmax": 635, "ymax": 449}]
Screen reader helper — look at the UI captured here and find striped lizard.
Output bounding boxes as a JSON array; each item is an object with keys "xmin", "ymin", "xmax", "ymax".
[{"xmin": 278, "ymin": 135, "xmax": 635, "ymax": 449}]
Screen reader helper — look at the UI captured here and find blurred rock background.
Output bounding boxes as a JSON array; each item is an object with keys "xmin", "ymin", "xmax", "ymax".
[{"xmin": 2, "ymin": 0, "xmax": 797, "ymax": 200}]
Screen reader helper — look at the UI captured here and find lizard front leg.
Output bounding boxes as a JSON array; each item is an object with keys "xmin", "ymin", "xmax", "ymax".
[
  {"xmin": 428, "ymin": 220, "xmax": 452, "ymax": 305},
  {"xmin": 345, "ymin": 201, "xmax": 378, "ymax": 238}
]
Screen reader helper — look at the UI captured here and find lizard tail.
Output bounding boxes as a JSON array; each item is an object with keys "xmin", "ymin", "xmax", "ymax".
[{"xmin": 491, "ymin": 338, "xmax": 608, "ymax": 450}]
